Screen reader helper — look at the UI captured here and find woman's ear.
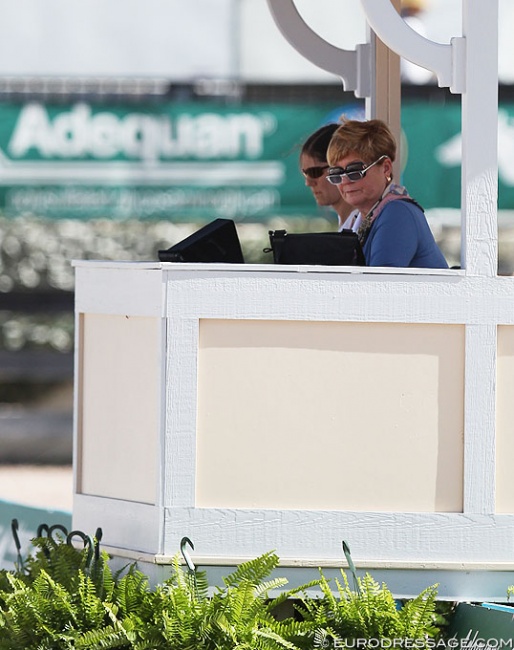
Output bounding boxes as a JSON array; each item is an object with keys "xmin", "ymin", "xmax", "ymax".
[{"xmin": 384, "ymin": 157, "xmax": 393, "ymax": 181}]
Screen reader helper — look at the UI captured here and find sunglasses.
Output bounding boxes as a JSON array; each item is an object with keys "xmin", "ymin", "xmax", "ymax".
[
  {"xmin": 326, "ymin": 155, "xmax": 388, "ymax": 185},
  {"xmin": 301, "ymin": 165, "xmax": 329, "ymax": 179}
]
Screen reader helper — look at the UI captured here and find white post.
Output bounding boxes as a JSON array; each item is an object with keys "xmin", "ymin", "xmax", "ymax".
[{"xmin": 460, "ymin": 0, "xmax": 498, "ymax": 275}]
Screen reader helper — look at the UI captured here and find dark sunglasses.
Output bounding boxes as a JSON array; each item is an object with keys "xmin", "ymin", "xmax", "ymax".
[
  {"xmin": 301, "ymin": 165, "xmax": 329, "ymax": 179},
  {"xmin": 326, "ymin": 155, "xmax": 388, "ymax": 184}
]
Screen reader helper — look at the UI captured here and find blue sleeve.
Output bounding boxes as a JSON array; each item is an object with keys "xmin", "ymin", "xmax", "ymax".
[{"xmin": 364, "ymin": 202, "xmax": 419, "ymax": 267}]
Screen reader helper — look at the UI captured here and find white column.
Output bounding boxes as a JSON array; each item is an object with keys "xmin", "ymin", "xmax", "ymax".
[{"xmin": 460, "ymin": 0, "xmax": 499, "ymax": 275}]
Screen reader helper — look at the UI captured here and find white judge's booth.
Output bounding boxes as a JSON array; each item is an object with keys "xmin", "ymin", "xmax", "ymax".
[{"xmin": 72, "ymin": 2, "xmax": 513, "ymax": 601}]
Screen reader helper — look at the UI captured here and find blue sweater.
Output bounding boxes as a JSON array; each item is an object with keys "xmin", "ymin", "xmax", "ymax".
[{"xmin": 362, "ymin": 200, "xmax": 448, "ymax": 269}]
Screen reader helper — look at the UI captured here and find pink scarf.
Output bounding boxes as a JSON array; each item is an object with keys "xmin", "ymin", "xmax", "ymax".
[{"xmin": 357, "ymin": 183, "xmax": 414, "ymax": 244}]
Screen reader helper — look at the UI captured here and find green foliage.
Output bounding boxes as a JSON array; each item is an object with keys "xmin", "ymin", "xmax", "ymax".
[
  {"xmin": 0, "ymin": 533, "xmax": 144, "ymax": 649},
  {"xmin": 0, "ymin": 537, "xmax": 309, "ymax": 650},
  {"xmin": 297, "ymin": 570, "xmax": 440, "ymax": 648},
  {"xmin": 431, "ymin": 600, "xmax": 456, "ymax": 639},
  {"xmin": 0, "ymin": 530, "xmax": 443, "ymax": 649},
  {"xmin": 131, "ymin": 551, "xmax": 310, "ymax": 650}
]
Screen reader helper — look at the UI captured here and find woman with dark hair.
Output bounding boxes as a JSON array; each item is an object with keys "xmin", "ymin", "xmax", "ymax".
[
  {"xmin": 300, "ymin": 123, "xmax": 360, "ymax": 232},
  {"xmin": 326, "ymin": 118, "xmax": 448, "ymax": 268}
]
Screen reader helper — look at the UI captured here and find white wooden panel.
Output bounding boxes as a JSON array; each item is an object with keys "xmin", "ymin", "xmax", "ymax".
[
  {"xmin": 161, "ymin": 268, "xmax": 514, "ymax": 325},
  {"xmin": 196, "ymin": 320, "xmax": 464, "ymax": 512},
  {"xmin": 163, "ymin": 506, "xmax": 514, "ymax": 565},
  {"xmin": 73, "ymin": 262, "xmax": 163, "ymax": 316},
  {"xmin": 79, "ymin": 313, "xmax": 161, "ymax": 504},
  {"xmin": 73, "ymin": 494, "xmax": 161, "ymax": 555},
  {"xmin": 163, "ymin": 315, "xmax": 199, "ymax": 508},
  {"xmin": 464, "ymin": 325, "xmax": 496, "ymax": 514}
]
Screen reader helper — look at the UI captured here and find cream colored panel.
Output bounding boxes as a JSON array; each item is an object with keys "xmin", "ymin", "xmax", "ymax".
[
  {"xmin": 196, "ymin": 320, "xmax": 464, "ymax": 512},
  {"xmin": 79, "ymin": 314, "xmax": 160, "ymax": 504},
  {"xmin": 497, "ymin": 326, "xmax": 514, "ymax": 513}
]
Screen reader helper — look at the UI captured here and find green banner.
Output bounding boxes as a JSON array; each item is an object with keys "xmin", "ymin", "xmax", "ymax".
[
  {"xmin": 0, "ymin": 99, "xmax": 511, "ymax": 219},
  {"xmin": 401, "ymin": 101, "xmax": 462, "ymax": 209},
  {"xmin": 0, "ymin": 100, "xmax": 342, "ymax": 220},
  {"xmin": 402, "ymin": 102, "xmax": 514, "ymax": 210}
]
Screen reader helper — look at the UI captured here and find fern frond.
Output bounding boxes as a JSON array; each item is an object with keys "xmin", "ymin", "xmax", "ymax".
[
  {"xmin": 223, "ymin": 551, "xmax": 280, "ymax": 588},
  {"xmin": 256, "ymin": 626, "xmax": 304, "ymax": 650},
  {"xmin": 398, "ymin": 583, "xmax": 439, "ymax": 640},
  {"xmin": 75, "ymin": 624, "xmax": 132, "ymax": 649},
  {"xmin": 298, "ymin": 569, "xmax": 440, "ymax": 643},
  {"xmin": 114, "ymin": 568, "xmax": 150, "ymax": 616}
]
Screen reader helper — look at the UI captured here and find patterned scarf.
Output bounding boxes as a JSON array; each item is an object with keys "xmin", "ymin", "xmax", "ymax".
[{"xmin": 357, "ymin": 183, "xmax": 414, "ymax": 245}]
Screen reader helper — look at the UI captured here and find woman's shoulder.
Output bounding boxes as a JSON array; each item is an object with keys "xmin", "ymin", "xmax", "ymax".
[
  {"xmin": 382, "ymin": 197, "xmax": 424, "ymax": 214},
  {"xmin": 379, "ymin": 198, "xmax": 425, "ymax": 225}
]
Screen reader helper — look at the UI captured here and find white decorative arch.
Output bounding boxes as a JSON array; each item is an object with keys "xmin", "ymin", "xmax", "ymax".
[
  {"xmin": 360, "ymin": 0, "xmax": 465, "ymax": 93},
  {"xmin": 265, "ymin": 0, "xmax": 371, "ymax": 98},
  {"xmin": 266, "ymin": 0, "xmax": 465, "ymax": 95}
]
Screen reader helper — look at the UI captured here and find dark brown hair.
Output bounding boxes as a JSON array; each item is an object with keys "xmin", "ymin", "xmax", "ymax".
[{"xmin": 301, "ymin": 123, "xmax": 340, "ymax": 162}]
